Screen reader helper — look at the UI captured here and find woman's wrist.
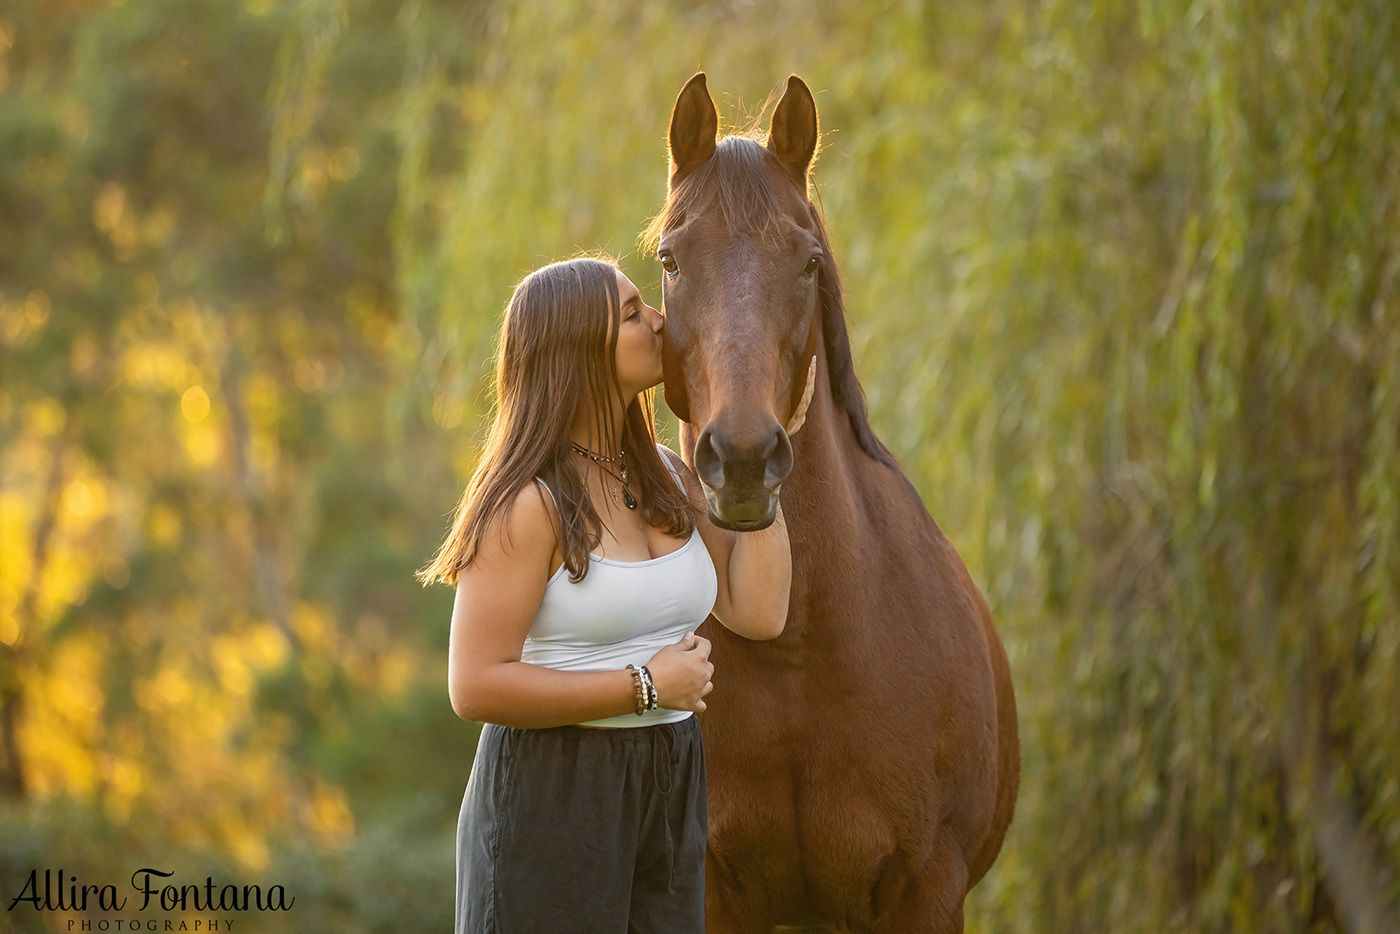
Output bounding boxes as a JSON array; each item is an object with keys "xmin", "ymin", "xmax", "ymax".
[
  {"xmin": 624, "ymin": 664, "xmax": 646, "ymax": 715},
  {"xmin": 723, "ymin": 501, "xmax": 791, "ymax": 639},
  {"xmin": 625, "ymin": 664, "xmax": 659, "ymax": 714}
]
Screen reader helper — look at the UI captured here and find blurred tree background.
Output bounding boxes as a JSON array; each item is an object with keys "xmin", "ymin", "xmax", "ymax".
[{"xmin": 1, "ymin": 0, "xmax": 1396, "ymax": 931}]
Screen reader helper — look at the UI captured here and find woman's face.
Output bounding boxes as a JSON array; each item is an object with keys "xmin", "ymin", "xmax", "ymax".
[{"xmin": 612, "ymin": 270, "xmax": 665, "ymax": 400}]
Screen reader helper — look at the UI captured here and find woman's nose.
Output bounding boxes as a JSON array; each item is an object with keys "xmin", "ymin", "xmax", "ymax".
[{"xmin": 649, "ymin": 308, "xmax": 664, "ymax": 332}]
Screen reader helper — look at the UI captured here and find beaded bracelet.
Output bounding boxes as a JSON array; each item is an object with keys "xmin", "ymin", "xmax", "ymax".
[
  {"xmin": 638, "ymin": 665, "xmax": 659, "ymax": 711},
  {"xmin": 624, "ymin": 664, "xmax": 647, "ymax": 716}
]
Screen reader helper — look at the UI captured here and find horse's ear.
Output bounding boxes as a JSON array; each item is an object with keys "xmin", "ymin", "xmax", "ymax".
[
  {"xmin": 766, "ymin": 75, "xmax": 818, "ymax": 188},
  {"xmin": 669, "ymin": 73, "xmax": 718, "ymax": 184}
]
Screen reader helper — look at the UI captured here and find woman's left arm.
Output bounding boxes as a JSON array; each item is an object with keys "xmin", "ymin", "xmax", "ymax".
[{"xmin": 663, "ymin": 447, "xmax": 790, "ymax": 640}]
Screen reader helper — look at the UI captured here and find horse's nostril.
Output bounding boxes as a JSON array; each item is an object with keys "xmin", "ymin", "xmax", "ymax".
[
  {"xmin": 764, "ymin": 427, "xmax": 794, "ymax": 488},
  {"xmin": 695, "ymin": 426, "xmax": 726, "ymax": 490},
  {"xmin": 696, "ymin": 424, "xmax": 793, "ymax": 494}
]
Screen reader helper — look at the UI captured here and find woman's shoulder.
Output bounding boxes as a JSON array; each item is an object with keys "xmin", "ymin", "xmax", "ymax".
[
  {"xmin": 655, "ymin": 442, "xmax": 687, "ymax": 475},
  {"xmin": 515, "ymin": 479, "xmax": 562, "ymax": 534},
  {"xmin": 476, "ymin": 481, "xmax": 559, "ymax": 567},
  {"xmin": 655, "ymin": 443, "xmax": 704, "ymax": 503}
]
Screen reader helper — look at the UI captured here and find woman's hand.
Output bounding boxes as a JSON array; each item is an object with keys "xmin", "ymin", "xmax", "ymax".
[{"xmin": 644, "ymin": 631, "xmax": 714, "ymax": 712}]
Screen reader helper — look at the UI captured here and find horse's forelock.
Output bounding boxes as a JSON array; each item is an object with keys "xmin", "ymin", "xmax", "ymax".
[{"xmin": 643, "ymin": 137, "xmax": 787, "ymax": 250}]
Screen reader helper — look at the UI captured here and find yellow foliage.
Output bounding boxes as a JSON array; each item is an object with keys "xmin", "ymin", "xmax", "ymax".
[
  {"xmin": 0, "ymin": 492, "xmax": 27, "ymax": 645},
  {"xmin": 305, "ymin": 780, "xmax": 355, "ymax": 845},
  {"xmin": 35, "ymin": 532, "xmax": 97, "ymax": 627},
  {"xmin": 62, "ymin": 477, "xmax": 108, "ymax": 520},
  {"xmin": 148, "ymin": 502, "xmax": 182, "ymax": 546},
  {"xmin": 211, "ymin": 633, "xmax": 254, "ymax": 697},
  {"xmin": 291, "ymin": 601, "xmax": 331, "ymax": 651},
  {"xmin": 23, "ymin": 634, "xmax": 109, "ymax": 800},
  {"xmin": 228, "ymin": 826, "xmax": 271, "ymax": 872},
  {"xmin": 23, "ymin": 397, "xmax": 65, "ymax": 436},
  {"xmin": 101, "ymin": 755, "xmax": 144, "ymax": 823},
  {"xmin": 182, "ymin": 420, "xmax": 220, "ymax": 466},
  {"xmin": 0, "ymin": 291, "xmax": 52, "ymax": 346},
  {"xmin": 247, "ymin": 622, "xmax": 292, "ymax": 671},
  {"xmin": 122, "ymin": 340, "xmax": 188, "ymax": 389},
  {"xmin": 93, "ymin": 182, "xmax": 126, "ymax": 233},
  {"xmin": 180, "ymin": 385, "xmax": 211, "ymax": 422}
]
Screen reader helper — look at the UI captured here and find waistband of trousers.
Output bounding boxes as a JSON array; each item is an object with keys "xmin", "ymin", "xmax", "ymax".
[{"xmin": 496, "ymin": 715, "xmax": 697, "ymax": 740}]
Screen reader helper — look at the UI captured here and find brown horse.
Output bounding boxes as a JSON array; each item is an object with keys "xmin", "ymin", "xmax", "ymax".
[{"xmin": 648, "ymin": 73, "xmax": 1020, "ymax": 934}]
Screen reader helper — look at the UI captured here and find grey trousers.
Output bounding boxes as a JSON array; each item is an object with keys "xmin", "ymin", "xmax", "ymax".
[{"xmin": 455, "ymin": 715, "xmax": 706, "ymax": 934}]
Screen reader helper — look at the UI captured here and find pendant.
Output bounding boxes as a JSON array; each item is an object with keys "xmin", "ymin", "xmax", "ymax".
[{"xmin": 624, "ymin": 489, "xmax": 637, "ymax": 510}]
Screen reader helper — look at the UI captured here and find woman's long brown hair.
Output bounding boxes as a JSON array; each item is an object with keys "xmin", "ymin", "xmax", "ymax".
[{"xmin": 417, "ymin": 257, "xmax": 694, "ymax": 587}]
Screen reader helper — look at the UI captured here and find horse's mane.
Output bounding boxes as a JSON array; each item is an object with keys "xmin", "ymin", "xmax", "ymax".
[{"xmin": 642, "ymin": 136, "xmax": 896, "ymax": 469}]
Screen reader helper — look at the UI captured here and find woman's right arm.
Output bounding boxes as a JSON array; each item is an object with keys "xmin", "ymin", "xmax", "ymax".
[{"xmin": 447, "ymin": 485, "xmax": 712, "ymax": 728}]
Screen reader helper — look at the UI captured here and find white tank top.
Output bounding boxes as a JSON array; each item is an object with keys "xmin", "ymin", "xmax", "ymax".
[{"xmin": 522, "ymin": 444, "xmax": 718, "ymax": 727}]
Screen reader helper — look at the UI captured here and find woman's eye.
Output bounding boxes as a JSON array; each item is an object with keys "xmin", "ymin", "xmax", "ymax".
[
  {"xmin": 802, "ymin": 256, "xmax": 820, "ymax": 279},
  {"xmin": 660, "ymin": 253, "xmax": 679, "ymax": 277}
]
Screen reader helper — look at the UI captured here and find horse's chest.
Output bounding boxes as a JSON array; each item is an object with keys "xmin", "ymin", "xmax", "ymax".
[
  {"xmin": 702, "ymin": 641, "xmax": 994, "ymax": 874},
  {"xmin": 705, "ymin": 733, "xmax": 944, "ymax": 923}
]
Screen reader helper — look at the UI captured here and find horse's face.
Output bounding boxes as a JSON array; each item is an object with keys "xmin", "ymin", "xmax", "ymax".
[{"xmin": 657, "ymin": 74, "xmax": 822, "ymax": 531}]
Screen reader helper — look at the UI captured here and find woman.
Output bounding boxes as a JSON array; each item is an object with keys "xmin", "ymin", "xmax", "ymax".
[{"xmin": 418, "ymin": 257, "xmax": 792, "ymax": 933}]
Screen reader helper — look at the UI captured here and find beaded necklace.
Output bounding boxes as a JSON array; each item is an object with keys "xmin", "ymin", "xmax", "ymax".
[{"xmin": 569, "ymin": 440, "xmax": 636, "ymax": 510}]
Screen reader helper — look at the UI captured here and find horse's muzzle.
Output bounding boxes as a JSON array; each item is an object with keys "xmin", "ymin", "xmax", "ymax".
[{"xmin": 693, "ymin": 422, "xmax": 791, "ymax": 531}]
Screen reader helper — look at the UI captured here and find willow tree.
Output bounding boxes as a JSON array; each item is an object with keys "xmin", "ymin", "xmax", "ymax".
[{"xmin": 423, "ymin": 1, "xmax": 1399, "ymax": 931}]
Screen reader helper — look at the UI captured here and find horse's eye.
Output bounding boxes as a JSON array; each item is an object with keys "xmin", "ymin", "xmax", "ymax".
[
  {"xmin": 802, "ymin": 256, "xmax": 821, "ymax": 279},
  {"xmin": 660, "ymin": 252, "xmax": 679, "ymax": 277}
]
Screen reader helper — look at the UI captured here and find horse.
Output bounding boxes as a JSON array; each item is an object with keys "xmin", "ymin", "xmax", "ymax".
[{"xmin": 647, "ymin": 73, "xmax": 1020, "ymax": 934}]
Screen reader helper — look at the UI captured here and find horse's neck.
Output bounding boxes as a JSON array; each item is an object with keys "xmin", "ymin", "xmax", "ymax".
[
  {"xmin": 786, "ymin": 366, "xmax": 866, "ymax": 536},
  {"xmin": 782, "ymin": 350, "xmax": 906, "ymax": 599}
]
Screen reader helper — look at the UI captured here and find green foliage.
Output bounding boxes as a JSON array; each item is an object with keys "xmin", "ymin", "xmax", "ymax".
[{"xmin": 1, "ymin": 0, "xmax": 1396, "ymax": 930}]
